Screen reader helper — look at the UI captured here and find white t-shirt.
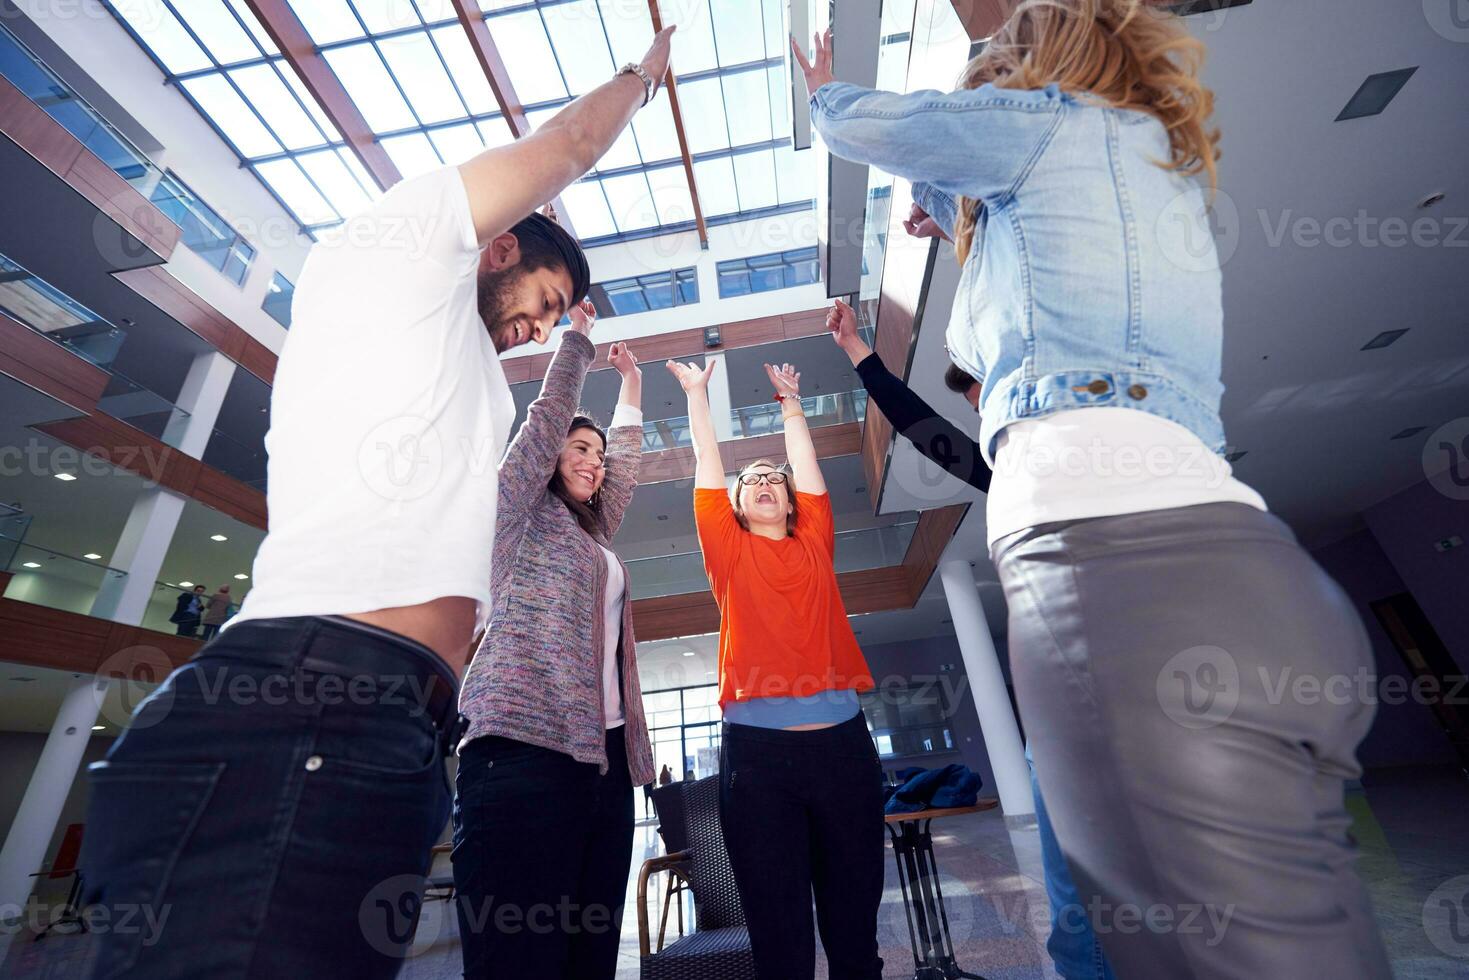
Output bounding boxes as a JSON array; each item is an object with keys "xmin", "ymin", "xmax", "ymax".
[
  {"xmin": 600, "ymin": 542, "xmax": 626, "ymax": 729},
  {"xmin": 986, "ymin": 407, "xmax": 1267, "ymax": 551},
  {"xmin": 229, "ymin": 168, "xmax": 514, "ymax": 632}
]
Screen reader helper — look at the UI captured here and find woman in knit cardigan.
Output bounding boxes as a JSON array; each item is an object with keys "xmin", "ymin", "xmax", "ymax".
[{"xmin": 453, "ymin": 301, "xmax": 655, "ymax": 980}]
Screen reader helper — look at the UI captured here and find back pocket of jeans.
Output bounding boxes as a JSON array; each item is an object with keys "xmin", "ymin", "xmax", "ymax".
[{"xmin": 82, "ymin": 761, "xmax": 225, "ymax": 979}]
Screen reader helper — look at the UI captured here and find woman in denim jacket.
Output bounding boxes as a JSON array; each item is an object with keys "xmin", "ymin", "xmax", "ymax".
[
  {"xmin": 454, "ymin": 302, "xmax": 655, "ymax": 979},
  {"xmin": 798, "ymin": 2, "xmax": 1390, "ymax": 977}
]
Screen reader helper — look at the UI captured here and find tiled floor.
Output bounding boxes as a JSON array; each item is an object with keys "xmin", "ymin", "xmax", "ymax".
[{"xmin": 3, "ymin": 765, "xmax": 1467, "ymax": 979}]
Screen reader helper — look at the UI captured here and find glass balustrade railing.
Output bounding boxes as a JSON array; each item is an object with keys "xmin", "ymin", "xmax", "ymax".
[
  {"xmin": 97, "ymin": 372, "xmax": 191, "ymax": 447},
  {"xmin": 203, "ymin": 426, "xmax": 268, "ymax": 491},
  {"xmin": 0, "ymin": 22, "xmax": 163, "ymax": 197},
  {"xmin": 0, "ymin": 252, "xmax": 128, "ymax": 370},
  {"xmin": 141, "ymin": 581, "xmax": 242, "ymax": 636},
  {"xmin": 2, "ymin": 537, "xmax": 127, "ymax": 616},
  {"xmin": 624, "ymin": 520, "xmax": 917, "ymax": 600},
  {"xmin": 0, "ymin": 504, "xmax": 30, "ymax": 570},
  {"xmin": 641, "ymin": 389, "xmax": 870, "ymax": 453}
]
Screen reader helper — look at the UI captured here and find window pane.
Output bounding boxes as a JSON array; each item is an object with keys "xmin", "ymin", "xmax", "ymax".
[
  {"xmin": 181, "ymin": 74, "xmax": 282, "ymax": 157},
  {"xmin": 718, "ymin": 267, "xmax": 750, "ymax": 297},
  {"xmin": 255, "ymin": 158, "xmax": 338, "ymax": 225},
  {"xmin": 351, "ymin": 0, "xmax": 424, "ymax": 33},
  {"xmin": 708, "ymin": 0, "xmax": 764, "ymax": 65},
  {"xmin": 262, "ymin": 272, "xmax": 294, "ymax": 327},
  {"xmin": 279, "ymin": 64, "xmax": 343, "ymax": 141},
  {"xmin": 227, "ymin": 0, "xmax": 279, "ymax": 54},
  {"xmin": 541, "ymin": 0, "xmax": 615, "ymax": 97},
  {"xmin": 594, "ymin": 127, "xmax": 642, "ymax": 173},
  {"xmin": 630, "ymin": 97, "xmax": 680, "ymax": 163},
  {"xmin": 646, "ymin": 166, "xmax": 694, "ymax": 225},
  {"xmin": 600, "ymin": 172, "xmax": 658, "ymax": 231},
  {"xmin": 323, "ymin": 43, "xmax": 417, "ymax": 132},
  {"xmin": 676, "ymin": 268, "xmax": 699, "ymax": 304},
  {"xmin": 377, "ymin": 32, "xmax": 464, "ymax": 124},
  {"xmin": 721, "ymin": 68, "xmax": 772, "ymax": 145},
  {"xmin": 428, "ymin": 122, "xmax": 486, "ymax": 166},
  {"xmin": 476, "ymin": 116, "xmax": 516, "ymax": 149},
  {"xmin": 415, "ymin": 0, "xmax": 458, "ymax": 23},
  {"xmin": 766, "ymin": 63, "xmax": 790, "ymax": 136},
  {"xmin": 773, "ymin": 143, "xmax": 814, "ymax": 204},
  {"xmin": 557, "ymin": 180, "xmax": 617, "ymax": 239},
  {"xmin": 334, "ymin": 147, "xmax": 381, "ymax": 202},
  {"xmin": 287, "ymin": 0, "xmax": 365, "ymax": 45},
  {"xmin": 488, "ymin": 10, "xmax": 567, "ymax": 104},
  {"xmin": 175, "ymin": 0, "xmax": 261, "ymax": 65},
  {"xmin": 380, "ymin": 131, "xmax": 443, "ymax": 178},
  {"xmin": 692, "ymin": 156, "xmax": 737, "ymax": 215},
  {"xmin": 229, "ymin": 63, "xmax": 324, "ymax": 150},
  {"xmin": 660, "ymin": 0, "xmax": 717, "ymax": 74},
  {"xmin": 112, "ymin": 0, "xmax": 211, "ymax": 74},
  {"xmin": 296, "ymin": 147, "xmax": 374, "ymax": 219},
  {"xmin": 641, "ymin": 273, "xmax": 674, "ymax": 310},
  {"xmin": 732, "ymin": 148, "xmax": 777, "ymax": 211},
  {"xmin": 431, "ymin": 25, "xmax": 497, "ymax": 115},
  {"xmin": 676, "ymin": 77, "xmax": 730, "ymax": 154},
  {"xmin": 605, "ymin": 281, "xmax": 649, "ymax": 316},
  {"xmin": 759, "ymin": 0, "xmax": 783, "ymax": 61},
  {"xmin": 595, "ymin": 0, "xmax": 654, "ymax": 64}
]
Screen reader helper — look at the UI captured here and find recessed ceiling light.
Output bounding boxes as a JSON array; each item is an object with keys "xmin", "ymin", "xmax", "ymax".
[
  {"xmin": 178, "ymin": 581, "xmax": 194, "ymax": 588},
  {"xmin": 1336, "ymin": 67, "xmax": 1417, "ymax": 122},
  {"xmin": 8, "ymin": 676, "xmax": 35, "ymax": 683},
  {"xmin": 1361, "ymin": 329, "xmax": 1408, "ymax": 351},
  {"xmin": 53, "ymin": 473, "xmax": 77, "ymax": 482},
  {"xmin": 83, "ymin": 553, "xmax": 102, "ymax": 560},
  {"xmin": 211, "ymin": 534, "xmax": 228, "ymax": 542},
  {"xmin": 91, "ymin": 725, "xmax": 105, "ymax": 731},
  {"xmin": 1390, "ymin": 426, "xmax": 1426, "ymax": 440},
  {"xmin": 22, "ymin": 562, "xmax": 40, "ymax": 569},
  {"xmin": 234, "ymin": 573, "xmax": 249, "ymax": 580},
  {"xmin": 657, "ymin": 515, "xmax": 669, "ymax": 521},
  {"xmin": 682, "ymin": 651, "xmax": 695, "ymax": 657}
]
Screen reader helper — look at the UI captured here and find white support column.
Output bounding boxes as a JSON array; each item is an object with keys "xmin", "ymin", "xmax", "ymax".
[
  {"xmin": 704, "ymin": 353, "xmax": 736, "ymax": 443},
  {"xmin": 939, "ymin": 559, "xmax": 1033, "ymax": 819},
  {"xmin": 0, "ymin": 674, "xmax": 108, "ymax": 931},
  {"xmin": 163, "ymin": 348, "xmax": 237, "ymax": 457}
]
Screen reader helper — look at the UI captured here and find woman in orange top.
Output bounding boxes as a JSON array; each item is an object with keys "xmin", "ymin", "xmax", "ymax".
[{"xmin": 666, "ymin": 357, "xmax": 883, "ymax": 980}]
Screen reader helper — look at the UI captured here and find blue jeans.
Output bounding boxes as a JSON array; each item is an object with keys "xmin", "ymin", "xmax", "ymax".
[
  {"xmin": 80, "ymin": 617, "xmax": 455, "ymax": 979},
  {"xmin": 1028, "ymin": 744, "xmax": 1115, "ymax": 980}
]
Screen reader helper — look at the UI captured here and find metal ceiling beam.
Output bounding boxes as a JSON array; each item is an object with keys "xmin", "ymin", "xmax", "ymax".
[
  {"xmin": 646, "ymin": 0, "xmax": 709, "ymax": 249},
  {"xmin": 242, "ymin": 0, "xmax": 402, "ymax": 191}
]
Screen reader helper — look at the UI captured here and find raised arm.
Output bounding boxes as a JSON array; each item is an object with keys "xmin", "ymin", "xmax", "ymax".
[
  {"xmin": 459, "ymin": 27, "xmax": 674, "ymax": 245},
  {"xmin": 498, "ymin": 302, "xmax": 597, "ymax": 520},
  {"xmin": 665, "ymin": 359, "xmax": 725, "ymax": 490},
  {"xmin": 792, "ymin": 31, "xmax": 1060, "ymax": 205},
  {"xmin": 765, "ymin": 362, "xmax": 826, "ymax": 495},
  {"xmin": 597, "ymin": 343, "xmax": 643, "ymax": 539},
  {"xmin": 828, "ymin": 300, "xmax": 990, "ymax": 492}
]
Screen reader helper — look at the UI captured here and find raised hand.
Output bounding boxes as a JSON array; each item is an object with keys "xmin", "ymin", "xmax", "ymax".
[
  {"xmin": 764, "ymin": 362, "xmax": 801, "ymax": 401},
  {"xmin": 609, "ymin": 342, "xmax": 640, "ymax": 380},
  {"xmin": 568, "ymin": 299, "xmax": 596, "ymax": 336},
  {"xmin": 641, "ymin": 25, "xmax": 676, "ymax": 85},
  {"xmin": 790, "ymin": 29, "xmax": 833, "ymax": 95},
  {"xmin": 665, "ymin": 358, "xmax": 715, "ymax": 392},
  {"xmin": 902, "ymin": 202, "xmax": 949, "ymax": 241}
]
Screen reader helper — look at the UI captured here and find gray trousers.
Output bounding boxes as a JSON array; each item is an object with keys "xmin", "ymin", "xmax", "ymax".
[{"xmin": 994, "ymin": 502, "xmax": 1392, "ymax": 980}]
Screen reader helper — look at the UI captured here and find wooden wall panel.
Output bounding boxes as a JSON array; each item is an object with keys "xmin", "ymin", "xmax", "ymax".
[
  {"xmin": 0, "ymin": 311, "xmax": 110, "ymax": 414},
  {"xmin": 192, "ymin": 466, "xmax": 268, "ymax": 531},
  {"xmin": 0, "ymin": 74, "xmax": 178, "ymax": 261},
  {"xmin": 902, "ymin": 503, "xmax": 969, "ymax": 597},
  {"xmin": 0, "ymin": 597, "xmax": 198, "ymax": 675},
  {"xmin": 236, "ymin": 335, "xmax": 277, "ymax": 386}
]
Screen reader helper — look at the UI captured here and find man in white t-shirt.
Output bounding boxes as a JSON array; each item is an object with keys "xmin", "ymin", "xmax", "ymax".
[{"xmin": 80, "ymin": 28, "xmax": 675, "ymax": 979}]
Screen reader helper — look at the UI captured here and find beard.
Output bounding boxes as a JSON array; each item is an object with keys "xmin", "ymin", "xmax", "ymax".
[{"xmin": 477, "ymin": 265, "xmax": 527, "ymax": 352}]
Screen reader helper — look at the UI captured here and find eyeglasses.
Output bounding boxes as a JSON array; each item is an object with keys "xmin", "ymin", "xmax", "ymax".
[{"xmin": 738, "ymin": 472, "xmax": 787, "ymax": 486}]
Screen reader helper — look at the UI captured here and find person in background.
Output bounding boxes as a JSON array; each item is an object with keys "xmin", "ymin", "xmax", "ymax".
[
  {"xmin": 829, "ymin": 297, "xmax": 1113, "ymax": 980},
  {"xmin": 453, "ymin": 302, "xmax": 654, "ymax": 980},
  {"xmin": 170, "ymin": 584, "xmax": 205, "ymax": 637},
  {"xmin": 798, "ymin": 2, "xmax": 1389, "ymax": 976},
  {"xmin": 200, "ymin": 585, "xmax": 231, "ymax": 642},
  {"xmin": 659, "ymin": 764, "xmax": 672, "ymax": 787},
  {"xmin": 668, "ymin": 356, "xmax": 883, "ymax": 980}
]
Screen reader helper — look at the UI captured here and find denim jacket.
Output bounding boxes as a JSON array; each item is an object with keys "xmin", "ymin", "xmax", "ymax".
[{"xmin": 811, "ymin": 81, "xmax": 1226, "ymax": 463}]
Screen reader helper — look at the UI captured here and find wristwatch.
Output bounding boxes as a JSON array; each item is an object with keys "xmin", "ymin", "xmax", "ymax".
[{"xmin": 618, "ymin": 62, "xmax": 656, "ymax": 106}]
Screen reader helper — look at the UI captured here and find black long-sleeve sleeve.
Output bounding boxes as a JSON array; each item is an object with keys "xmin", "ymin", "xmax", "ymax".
[{"xmin": 854, "ymin": 353, "xmax": 991, "ymax": 493}]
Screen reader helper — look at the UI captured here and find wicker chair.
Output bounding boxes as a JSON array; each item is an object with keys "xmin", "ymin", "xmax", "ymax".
[{"xmin": 637, "ymin": 776, "xmax": 756, "ymax": 980}]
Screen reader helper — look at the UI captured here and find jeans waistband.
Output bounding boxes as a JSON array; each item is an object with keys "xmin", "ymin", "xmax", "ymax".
[
  {"xmin": 197, "ymin": 615, "xmax": 463, "ymax": 744},
  {"xmin": 721, "ymin": 710, "xmax": 870, "ymax": 748}
]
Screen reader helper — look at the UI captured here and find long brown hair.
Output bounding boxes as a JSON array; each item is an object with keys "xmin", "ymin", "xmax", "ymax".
[
  {"xmin": 953, "ymin": 0, "xmax": 1219, "ymax": 264},
  {"xmin": 731, "ymin": 458, "xmax": 800, "ymax": 535},
  {"xmin": 548, "ymin": 413, "xmax": 607, "ymax": 539}
]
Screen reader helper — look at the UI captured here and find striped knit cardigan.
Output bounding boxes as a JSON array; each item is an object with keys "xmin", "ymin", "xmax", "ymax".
[{"xmin": 457, "ymin": 330, "xmax": 655, "ymax": 785}]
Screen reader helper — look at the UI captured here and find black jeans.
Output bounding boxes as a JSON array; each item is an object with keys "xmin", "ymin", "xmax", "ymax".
[
  {"xmin": 80, "ymin": 617, "xmax": 456, "ymax": 979},
  {"xmin": 719, "ymin": 713, "xmax": 885, "ymax": 980},
  {"xmin": 451, "ymin": 724, "xmax": 634, "ymax": 979}
]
